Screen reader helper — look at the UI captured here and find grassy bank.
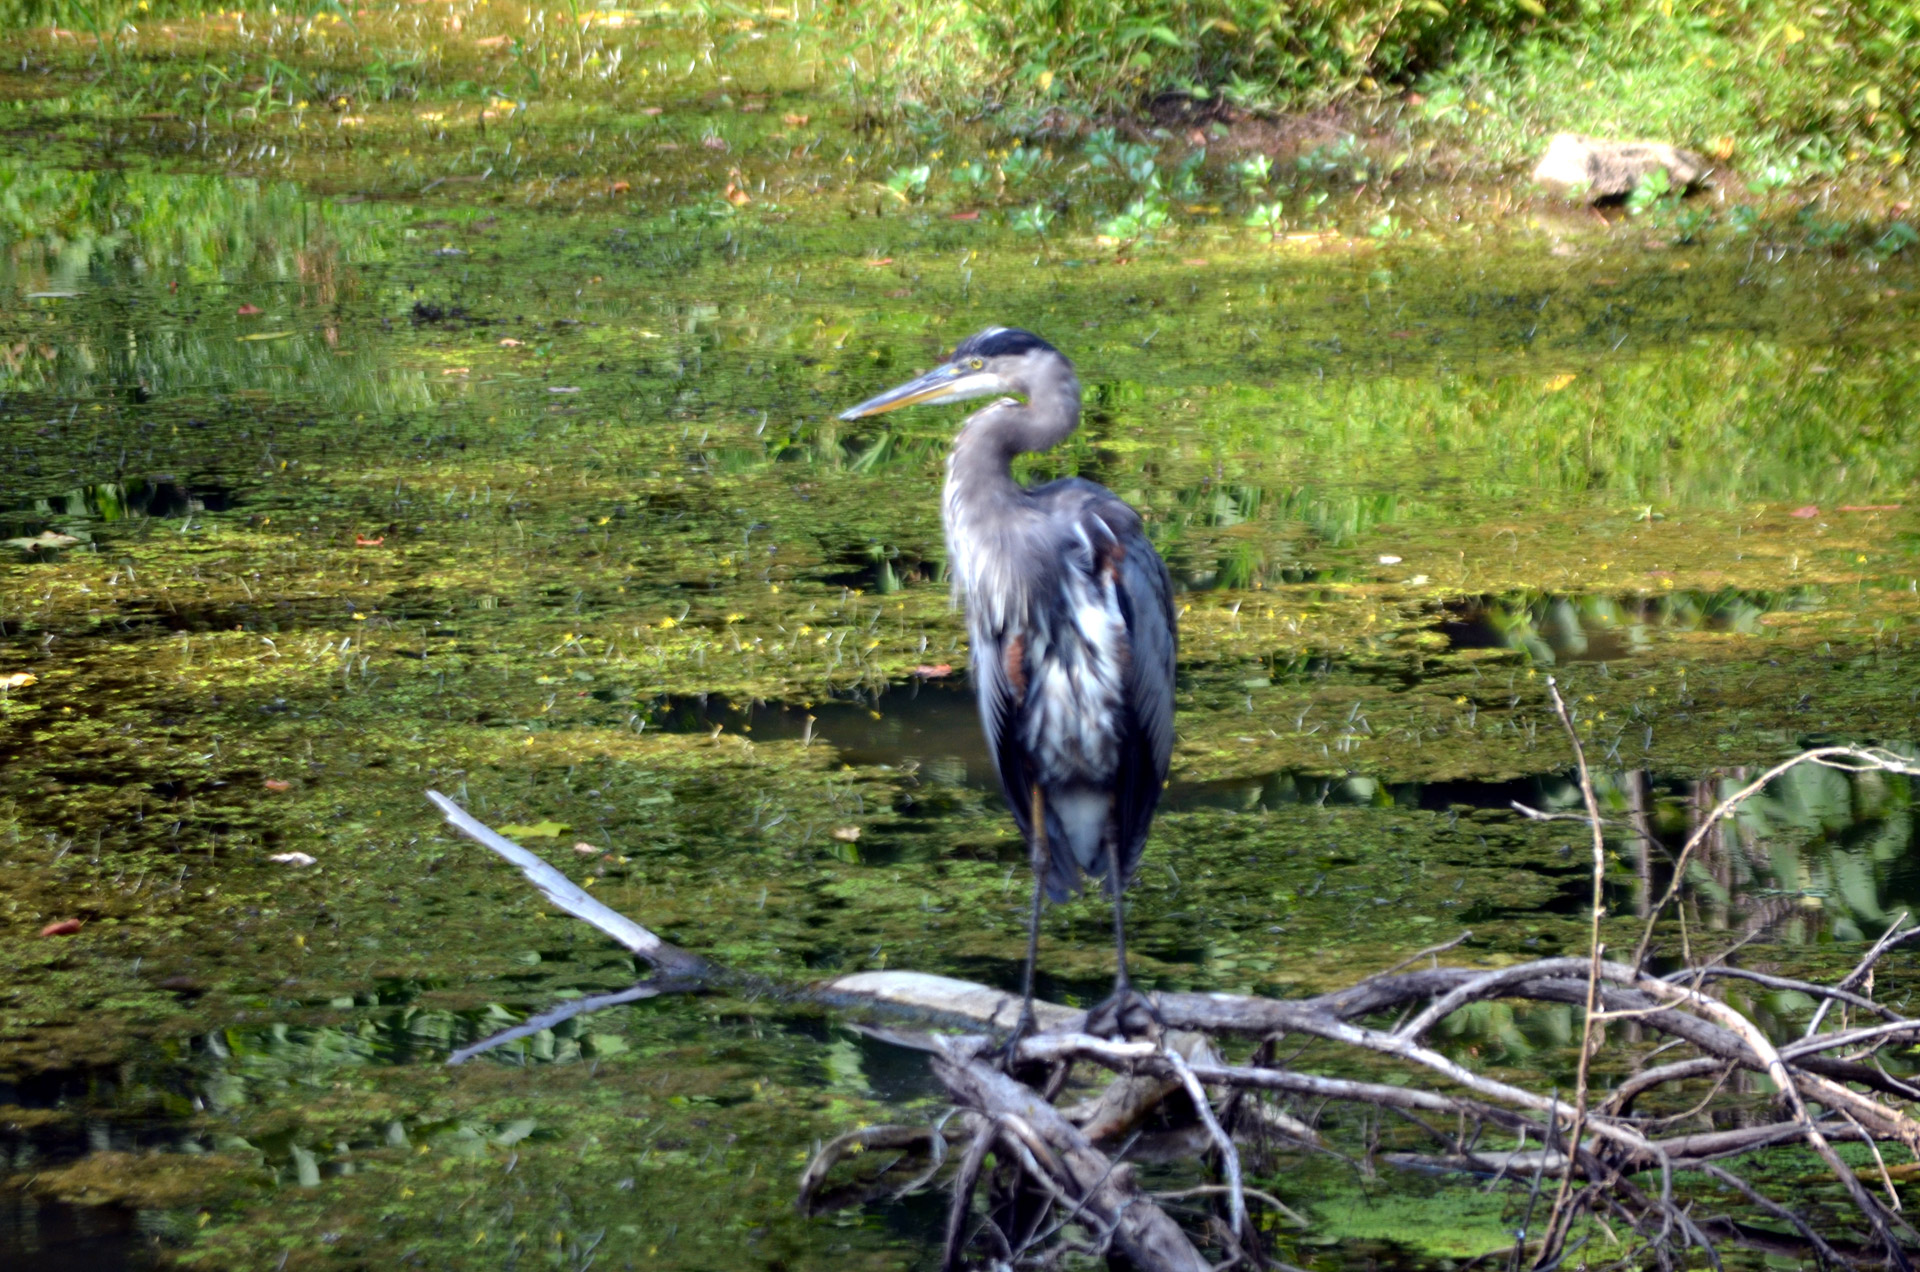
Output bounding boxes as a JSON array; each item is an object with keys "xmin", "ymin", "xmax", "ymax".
[
  {"xmin": 864, "ymin": 0, "xmax": 1920, "ymax": 177},
  {"xmin": 4, "ymin": 0, "xmax": 1917, "ymax": 185}
]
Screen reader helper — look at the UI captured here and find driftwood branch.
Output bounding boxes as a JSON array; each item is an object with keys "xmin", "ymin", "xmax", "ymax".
[
  {"xmin": 430, "ymin": 742, "xmax": 1920, "ymax": 1270},
  {"xmin": 426, "ymin": 789, "xmax": 707, "ymax": 977}
]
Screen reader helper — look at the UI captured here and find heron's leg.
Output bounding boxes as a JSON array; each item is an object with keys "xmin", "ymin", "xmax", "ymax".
[
  {"xmin": 1106, "ymin": 835, "xmax": 1131, "ymax": 999},
  {"xmin": 1085, "ymin": 834, "xmax": 1159, "ymax": 1039},
  {"xmin": 1005, "ymin": 786, "xmax": 1047, "ymax": 1062}
]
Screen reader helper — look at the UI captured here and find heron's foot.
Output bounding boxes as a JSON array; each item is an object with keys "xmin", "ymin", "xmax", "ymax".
[
  {"xmin": 996, "ymin": 1007, "xmax": 1047, "ymax": 1076},
  {"xmin": 1083, "ymin": 986, "xmax": 1161, "ymax": 1041}
]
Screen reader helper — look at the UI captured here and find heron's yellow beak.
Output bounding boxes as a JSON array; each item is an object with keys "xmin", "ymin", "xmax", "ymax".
[{"xmin": 838, "ymin": 363, "xmax": 1004, "ymax": 420}]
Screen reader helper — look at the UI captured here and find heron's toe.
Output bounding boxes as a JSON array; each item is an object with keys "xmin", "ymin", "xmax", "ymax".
[{"xmin": 1084, "ymin": 988, "xmax": 1161, "ymax": 1041}]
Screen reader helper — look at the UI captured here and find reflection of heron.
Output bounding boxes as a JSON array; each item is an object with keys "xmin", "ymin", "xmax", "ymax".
[{"xmin": 840, "ymin": 328, "xmax": 1177, "ymax": 1038}]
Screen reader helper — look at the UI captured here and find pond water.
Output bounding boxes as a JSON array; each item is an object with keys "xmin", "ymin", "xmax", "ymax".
[{"xmin": 2, "ymin": 10, "xmax": 1920, "ymax": 1268}]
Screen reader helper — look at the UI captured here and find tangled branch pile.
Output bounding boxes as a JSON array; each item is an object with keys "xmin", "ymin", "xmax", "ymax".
[{"xmin": 429, "ymin": 721, "xmax": 1920, "ymax": 1271}]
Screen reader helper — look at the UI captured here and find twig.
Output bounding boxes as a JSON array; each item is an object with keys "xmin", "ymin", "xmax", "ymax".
[
  {"xmin": 1153, "ymin": 1184, "xmax": 1308, "ymax": 1228},
  {"xmin": 1165, "ymin": 1048, "xmax": 1249, "ymax": 1249},
  {"xmin": 1673, "ymin": 966, "xmax": 1907, "ymax": 1024},
  {"xmin": 1534, "ymin": 676, "xmax": 1609, "ymax": 1269},
  {"xmin": 1806, "ymin": 914, "xmax": 1920, "ymax": 1037},
  {"xmin": 1377, "ymin": 929, "xmax": 1475, "ymax": 977},
  {"xmin": 446, "ymin": 981, "xmax": 686, "ymax": 1065},
  {"xmin": 1511, "ymin": 802, "xmax": 1611, "ymax": 823},
  {"xmin": 440, "ymin": 773, "xmax": 1920, "ymax": 1270},
  {"xmin": 1694, "ymin": 1162, "xmax": 1847, "ymax": 1269},
  {"xmin": 798, "ymin": 1123, "xmax": 954, "ymax": 1213},
  {"xmin": 941, "ymin": 1118, "xmax": 999, "ymax": 1272}
]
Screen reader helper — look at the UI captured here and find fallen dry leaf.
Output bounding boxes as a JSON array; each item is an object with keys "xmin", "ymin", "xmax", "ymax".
[
  {"xmin": 499, "ymin": 338, "xmax": 525, "ymax": 347},
  {"xmin": 572, "ymin": 841, "xmax": 601, "ymax": 855},
  {"xmin": 1544, "ymin": 372, "xmax": 1578, "ymax": 392},
  {"xmin": 263, "ymin": 778, "xmax": 293, "ymax": 791},
  {"xmin": 40, "ymin": 919, "xmax": 83, "ymax": 937},
  {"xmin": 497, "ymin": 820, "xmax": 570, "ymax": 838},
  {"xmin": 355, "ymin": 534, "xmax": 385, "ymax": 546},
  {"xmin": 863, "ymin": 257, "xmax": 894, "ymax": 267},
  {"xmin": 609, "ymin": 180, "xmax": 631, "ymax": 194},
  {"xmin": 1, "ymin": 672, "xmax": 37, "ymax": 690},
  {"xmin": 1789, "ymin": 505, "xmax": 1821, "ymax": 519},
  {"xmin": 782, "ymin": 112, "xmax": 809, "ymax": 126}
]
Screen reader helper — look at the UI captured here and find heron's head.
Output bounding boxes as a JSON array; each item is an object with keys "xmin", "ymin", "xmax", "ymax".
[{"xmin": 838, "ymin": 327, "xmax": 1061, "ymax": 421}]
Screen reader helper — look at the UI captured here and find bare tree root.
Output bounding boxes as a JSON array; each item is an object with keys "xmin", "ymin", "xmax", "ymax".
[{"xmin": 427, "ymin": 738, "xmax": 1920, "ymax": 1271}]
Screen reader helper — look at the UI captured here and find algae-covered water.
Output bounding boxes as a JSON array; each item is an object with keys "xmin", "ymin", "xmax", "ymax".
[{"xmin": 2, "ymin": 8, "xmax": 1919, "ymax": 1268}]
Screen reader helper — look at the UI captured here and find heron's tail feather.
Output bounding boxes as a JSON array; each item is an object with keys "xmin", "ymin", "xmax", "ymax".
[{"xmin": 1038, "ymin": 785, "xmax": 1111, "ymax": 902}]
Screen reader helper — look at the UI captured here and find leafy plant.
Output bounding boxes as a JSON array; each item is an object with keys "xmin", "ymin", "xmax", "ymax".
[
  {"xmin": 999, "ymin": 145, "xmax": 1048, "ymax": 184},
  {"xmin": 884, "ymin": 165, "xmax": 931, "ymax": 200},
  {"xmin": 1365, "ymin": 212, "xmax": 1402, "ymax": 240},
  {"xmin": 1009, "ymin": 202, "xmax": 1054, "ymax": 235},
  {"xmin": 1233, "ymin": 154, "xmax": 1273, "ymax": 191},
  {"xmin": 1085, "ymin": 128, "xmax": 1159, "ymax": 187},
  {"xmin": 1169, "ymin": 150, "xmax": 1205, "ymax": 197},
  {"xmin": 1747, "ymin": 162, "xmax": 1800, "ymax": 194},
  {"xmin": 1624, "ymin": 167, "xmax": 1676, "ymax": 217},
  {"xmin": 1098, "ymin": 192, "xmax": 1171, "ymax": 244},
  {"xmin": 1244, "ymin": 199, "xmax": 1285, "ymax": 236},
  {"xmin": 1417, "ymin": 85, "xmax": 1467, "ymax": 125},
  {"xmin": 1871, "ymin": 221, "xmax": 1919, "ymax": 257}
]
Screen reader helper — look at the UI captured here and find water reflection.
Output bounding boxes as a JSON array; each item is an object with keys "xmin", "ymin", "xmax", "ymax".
[
  {"xmin": 1639, "ymin": 757, "xmax": 1920, "ymax": 941},
  {"xmin": 0, "ymin": 480, "xmax": 235, "ymax": 550},
  {"xmin": 1440, "ymin": 588, "xmax": 1826, "ymax": 663}
]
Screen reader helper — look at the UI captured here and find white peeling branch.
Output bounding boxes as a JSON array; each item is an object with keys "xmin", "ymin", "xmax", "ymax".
[{"xmin": 426, "ymin": 789, "xmax": 707, "ymax": 976}]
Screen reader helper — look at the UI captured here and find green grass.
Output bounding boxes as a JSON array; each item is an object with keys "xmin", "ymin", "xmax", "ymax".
[
  {"xmin": 838, "ymin": 0, "xmax": 1920, "ymax": 178},
  {"xmin": 2, "ymin": 0, "xmax": 1915, "ymax": 179}
]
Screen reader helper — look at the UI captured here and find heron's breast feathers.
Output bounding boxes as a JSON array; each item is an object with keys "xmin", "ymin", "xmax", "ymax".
[{"xmin": 1000, "ymin": 519, "xmax": 1131, "ymax": 786}]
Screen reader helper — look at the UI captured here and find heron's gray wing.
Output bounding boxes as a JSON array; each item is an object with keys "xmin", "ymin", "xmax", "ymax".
[
  {"xmin": 970, "ymin": 620, "xmax": 1037, "ymax": 849},
  {"xmin": 1100, "ymin": 511, "xmax": 1177, "ymax": 887}
]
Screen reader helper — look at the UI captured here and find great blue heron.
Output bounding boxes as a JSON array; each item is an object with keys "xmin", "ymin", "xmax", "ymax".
[{"xmin": 840, "ymin": 327, "xmax": 1177, "ymax": 1039}]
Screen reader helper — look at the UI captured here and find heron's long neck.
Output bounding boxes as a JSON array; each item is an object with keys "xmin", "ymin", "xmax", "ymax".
[
  {"xmin": 945, "ymin": 372, "xmax": 1080, "ymax": 507},
  {"xmin": 942, "ymin": 373, "xmax": 1079, "ymax": 606}
]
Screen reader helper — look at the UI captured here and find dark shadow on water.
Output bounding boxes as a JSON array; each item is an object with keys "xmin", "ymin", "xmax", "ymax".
[
  {"xmin": 635, "ymin": 678, "xmax": 1609, "ymax": 815},
  {"xmin": 639, "ymin": 678, "xmax": 993, "ymax": 785},
  {"xmin": 0, "ymin": 1196, "xmax": 152, "ymax": 1272}
]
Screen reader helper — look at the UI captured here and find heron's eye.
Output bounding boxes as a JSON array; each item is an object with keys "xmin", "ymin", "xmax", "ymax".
[{"xmin": 969, "ymin": 358, "xmax": 984, "ymax": 370}]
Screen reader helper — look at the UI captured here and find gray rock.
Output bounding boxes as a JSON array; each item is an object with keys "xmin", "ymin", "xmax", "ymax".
[{"xmin": 1531, "ymin": 133, "xmax": 1708, "ymax": 200}]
